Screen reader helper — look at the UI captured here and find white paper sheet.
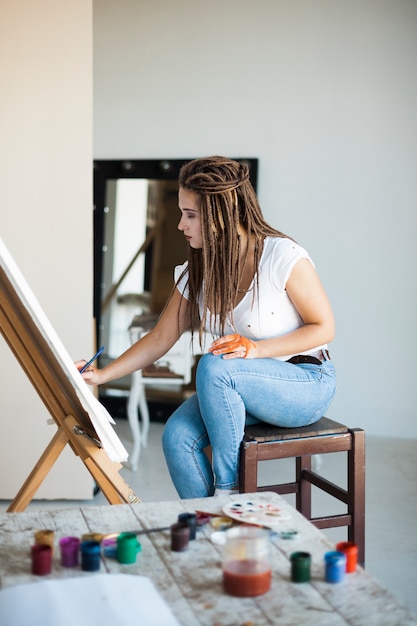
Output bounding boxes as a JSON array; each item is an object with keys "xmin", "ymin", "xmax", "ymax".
[
  {"xmin": 0, "ymin": 574, "xmax": 181, "ymax": 626},
  {"xmin": 0, "ymin": 237, "xmax": 128, "ymax": 463}
]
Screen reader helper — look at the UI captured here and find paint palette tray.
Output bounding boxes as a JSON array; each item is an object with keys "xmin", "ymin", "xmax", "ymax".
[{"xmin": 223, "ymin": 499, "xmax": 291, "ymax": 528}]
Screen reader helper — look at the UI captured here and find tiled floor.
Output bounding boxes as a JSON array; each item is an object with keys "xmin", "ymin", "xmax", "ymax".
[{"xmin": 2, "ymin": 419, "xmax": 416, "ymax": 617}]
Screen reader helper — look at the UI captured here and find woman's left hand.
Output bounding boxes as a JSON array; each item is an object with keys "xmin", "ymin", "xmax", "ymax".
[{"xmin": 208, "ymin": 333, "xmax": 257, "ymax": 359}]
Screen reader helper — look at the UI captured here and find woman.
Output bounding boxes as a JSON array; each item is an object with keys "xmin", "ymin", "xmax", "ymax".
[{"xmin": 79, "ymin": 156, "xmax": 336, "ymax": 499}]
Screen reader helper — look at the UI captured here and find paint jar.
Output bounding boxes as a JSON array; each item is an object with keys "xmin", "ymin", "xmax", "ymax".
[
  {"xmin": 102, "ymin": 537, "xmax": 117, "ymax": 559},
  {"xmin": 59, "ymin": 536, "xmax": 80, "ymax": 568},
  {"xmin": 31, "ymin": 544, "xmax": 52, "ymax": 576},
  {"xmin": 34, "ymin": 529, "xmax": 55, "ymax": 555},
  {"xmin": 81, "ymin": 532, "xmax": 103, "ymax": 544},
  {"xmin": 336, "ymin": 541, "xmax": 358, "ymax": 573},
  {"xmin": 222, "ymin": 526, "xmax": 271, "ymax": 597},
  {"xmin": 80, "ymin": 540, "xmax": 101, "ymax": 571},
  {"xmin": 210, "ymin": 516, "xmax": 233, "ymax": 531},
  {"xmin": 116, "ymin": 532, "xmax": 142, "ymax": 564},
  {"xmin": 170, "ymin": 523, "xmax": 190, "ymax": 552},
  {"xmin": 290, "ymin": 551, "xmax": 311, "ymax": 583},
  {"xmin": 177, "ymin": 513, "xmax": 197, "ymax": 540},
  {"xmin": 324, "ymin": 551, "xmax": 346, "ymax": 583},
  {"xmin": 196, "ymin": 512, "xmax": 211, "ymax": 528}
]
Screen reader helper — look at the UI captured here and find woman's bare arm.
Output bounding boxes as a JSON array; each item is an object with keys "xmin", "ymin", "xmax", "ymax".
[
  {"xmin": 78, "ymin": 288, "xmax": 190, "ymax": 385},
  {"xmin": 211, "ymin": 258, "xmax": 335, "ymax": 359}
]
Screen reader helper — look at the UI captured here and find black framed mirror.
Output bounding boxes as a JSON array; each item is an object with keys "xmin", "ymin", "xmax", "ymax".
[{"xmin": 93, "ymin": 158, "xmax": 258, "ymax": 393}]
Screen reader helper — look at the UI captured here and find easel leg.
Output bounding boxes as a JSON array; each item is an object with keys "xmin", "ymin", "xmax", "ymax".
[
  {"xmin": 84, "ymin": 455, "xmax": 140, "ymax": 505},
  {"xmin": 7, "ymin": 428, "xmax": 68, "ymax": 512},
  {"xmin": 7, "ymin": 415, "xmax": 140, "ymax": 512},
  {"xmin": 61, "ymin": 415, "xmax": 140, "ymax": 505}
]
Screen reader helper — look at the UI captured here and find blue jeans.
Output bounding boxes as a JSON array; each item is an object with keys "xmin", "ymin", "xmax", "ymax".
[{"xmin": 162, "ymin": 352, "xmax": 336, "ymax": 499}]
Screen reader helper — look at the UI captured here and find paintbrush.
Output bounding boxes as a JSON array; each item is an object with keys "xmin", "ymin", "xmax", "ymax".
[{"xmin": 103, "ymin": 526, "xmax": 171, "ymax": 540}]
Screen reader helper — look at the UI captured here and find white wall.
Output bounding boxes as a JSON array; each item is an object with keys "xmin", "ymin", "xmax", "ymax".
[
  {"xmin": 0, "ymin": 1, "xmax": 94, "ymax": 498},
  {"xmin": 0, "ymin": 1, "xmax": 413, "ymax": 503},
  {"xmin": 94, "ymin": 0, "xmax": 417, "ymax": 438}
]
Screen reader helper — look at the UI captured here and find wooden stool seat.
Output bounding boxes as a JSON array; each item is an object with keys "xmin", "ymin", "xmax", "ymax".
[{"xmin": 239, "ymin": 417, "xmax": 365, "ymax": 566}]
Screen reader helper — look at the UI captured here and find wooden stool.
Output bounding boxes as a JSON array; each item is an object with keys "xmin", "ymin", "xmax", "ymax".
[{"xmin": 239, "ymin": 417, "xmax": 365, "ymax": 566}]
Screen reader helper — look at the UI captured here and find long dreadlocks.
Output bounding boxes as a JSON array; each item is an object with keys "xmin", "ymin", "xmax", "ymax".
[{"xmin": 177, "ymin": 156, "xmax": 289, "ymax": 343}]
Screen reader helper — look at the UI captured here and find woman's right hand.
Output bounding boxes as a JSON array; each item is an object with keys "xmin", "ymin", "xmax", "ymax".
[{"xmin": 74, "ymin": 360, "xmax": 101, "ymax": 386}]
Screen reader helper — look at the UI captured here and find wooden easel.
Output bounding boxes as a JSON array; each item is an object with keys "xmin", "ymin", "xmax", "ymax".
[{"xmin": 0, "ymin": 242, "xmax": 140, "ymax": 512}]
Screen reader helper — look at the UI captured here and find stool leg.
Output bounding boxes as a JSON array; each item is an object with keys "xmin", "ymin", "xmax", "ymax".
[
  {"xmin": 296, "ymin": 456, "xmax": 312, "ymax": 519},
  {"xmin": 348, "ymin": 428, "xmax": 366, "ymax": 567},
  {"xmin": 239, "ymin": 442, "xmax": 259, "ymax": 493}
]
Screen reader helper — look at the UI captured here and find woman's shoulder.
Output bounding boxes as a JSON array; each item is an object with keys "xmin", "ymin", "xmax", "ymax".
[
  {"xmin": 174, "ymin": 260, "xmax": 189, "ymax": 298},
  {"xmin": 263, "ymin": 236, "xmax": 310, "ymax": 260},
  {"xmin": 261, "ymin": 237, "xmax": 314, "ymax": 290},
  {"xmin": 174, "ymin": 260, "xmax": 189, "ymax": 282}
]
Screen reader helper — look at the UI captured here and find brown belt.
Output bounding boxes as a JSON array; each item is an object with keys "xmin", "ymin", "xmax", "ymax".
[{"xmin": 287, "ymin": 350, "xmax": 330, "ymax": 365}]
